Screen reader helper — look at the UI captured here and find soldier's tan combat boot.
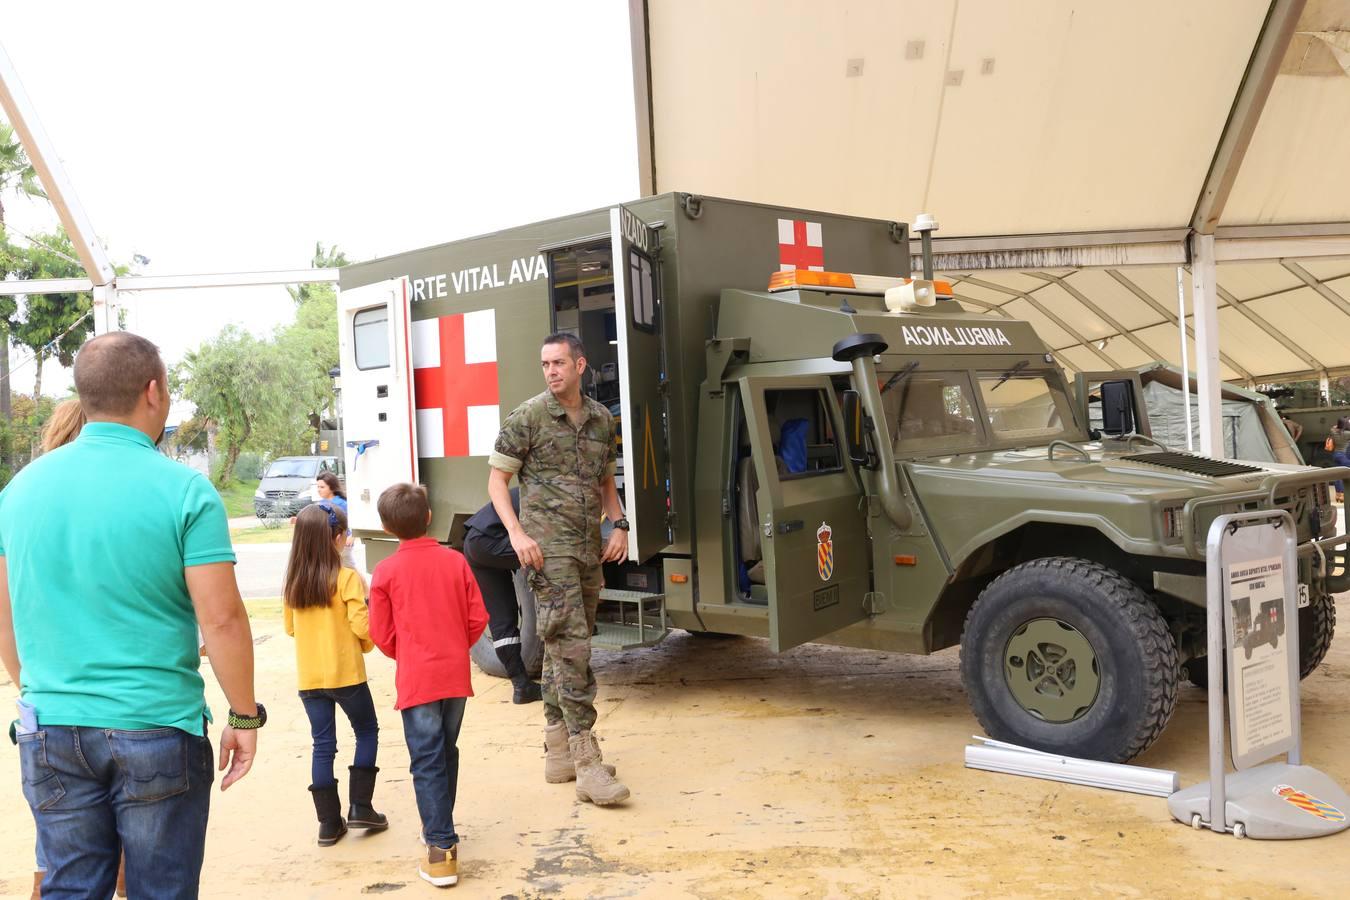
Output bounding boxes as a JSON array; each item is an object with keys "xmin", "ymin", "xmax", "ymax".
[
  {"xmin": 570, "ymin": 730, "xmax": 630, "ymax": 806},
  {"xmin": 544, "ymin": 722, "xmax": 615, "ymax": 783}
]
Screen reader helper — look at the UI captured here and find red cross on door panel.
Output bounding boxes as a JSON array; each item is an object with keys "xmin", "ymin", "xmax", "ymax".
[
  {"xmin": 778, "ymin": 218, "xmax": 824, "ymax": 271},
  {"xmin": 412, "ymin": 310, "xmax": 499, "ymax": 457}
]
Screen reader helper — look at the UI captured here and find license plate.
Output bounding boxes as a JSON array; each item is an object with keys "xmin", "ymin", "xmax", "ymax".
[{"xmin": 1298, "ymin": 584, "xmax": 1310, "ymax": 609}]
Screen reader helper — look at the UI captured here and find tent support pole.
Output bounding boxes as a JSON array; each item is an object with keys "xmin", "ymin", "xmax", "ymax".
[
  {"xmin": 1177, "ymin": 267, "xmax": 1194, "ymax": 451},
  {"xmin": 1191, "ymin": 233, "xmax": 1223, "ymax": 457}
]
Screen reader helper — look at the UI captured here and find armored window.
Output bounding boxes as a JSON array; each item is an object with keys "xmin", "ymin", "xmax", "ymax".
[
  {"xmin": 629, "ymin": 249, "xmax": 656, "ymax": 331},
  {"xmin": 978, "ymin": 372, "xmax": 1070, "ymax": 442},
  {"xmin": 763, "ymin": 389, "xmax": 842, "ymax": 477},
  {"xmin": 353, "ymin": 306, "xmax": 390, "ymax": 370},
  {"xmin": 885, "ymin": 372, "xmax": 983, "ymax": 455}
]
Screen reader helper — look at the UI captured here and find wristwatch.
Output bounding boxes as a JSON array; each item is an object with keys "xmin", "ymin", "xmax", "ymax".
[
  {"xmin": 612, "ymin": 517, "xmax": 631, "ymax": 531},
  {"xmin": 227, "ymin": 703, "xmax": 267, "ymax": 730}
]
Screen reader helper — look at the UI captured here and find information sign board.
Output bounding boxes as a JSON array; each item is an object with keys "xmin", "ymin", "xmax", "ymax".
[{"xmin": 1223, "ymin": 553, "xmax": 1296, "ymax": 768}]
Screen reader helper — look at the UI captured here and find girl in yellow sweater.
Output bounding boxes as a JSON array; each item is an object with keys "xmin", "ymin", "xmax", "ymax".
[{"xmin": 284, "ymin": 502, "xmax": 388, "ymax": 846}]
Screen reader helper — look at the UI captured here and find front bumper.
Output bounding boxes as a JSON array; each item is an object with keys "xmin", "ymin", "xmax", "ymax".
[
  {"xmin": 1300, "ymin": 531, "xmax": 1350, "ymax": 594},
  {"xmin": 254, "ymin": 498, "xmax": 309, "ymax": 518},
  {"xmin": 1181, "ymin": 467, "xmax": 1350, "ymax": 559}
]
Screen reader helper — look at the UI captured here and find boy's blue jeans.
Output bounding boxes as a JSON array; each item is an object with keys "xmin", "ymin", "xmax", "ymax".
[
  {"xmin": 299, "ymin": 682, "xmax": 379, "ymax": 787},
  {"xmin": 18, "ymin": 724, "xmax": 213, "ymax": 899},
  {"xmin": 400, "ymin": 697, "xmax": 466, "ymax": 848}
]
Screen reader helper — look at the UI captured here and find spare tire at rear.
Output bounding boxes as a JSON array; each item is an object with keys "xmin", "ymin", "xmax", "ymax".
[
  {"xmin": 469, "ymin": 569, "xmax": 543, "ymax": 680},
  {"xmin": 960, "ymin": 557, "xmax": 1179, "ymax": 763}
]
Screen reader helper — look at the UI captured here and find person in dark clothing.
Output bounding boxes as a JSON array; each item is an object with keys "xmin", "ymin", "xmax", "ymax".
[{"xmin": 462, "ymin": 488, "xmax": 542, "ymax": 704}]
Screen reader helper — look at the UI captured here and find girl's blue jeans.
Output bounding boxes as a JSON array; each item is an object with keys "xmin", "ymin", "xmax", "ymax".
[{"xmin": 299, "ymin": 682, "xmax": 379, "ymax": 787}]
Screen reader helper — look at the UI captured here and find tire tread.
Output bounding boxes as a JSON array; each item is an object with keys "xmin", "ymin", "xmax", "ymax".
[{"xmin": 961, "ymin": 556, "xmax": 1179, "ymax": 762}]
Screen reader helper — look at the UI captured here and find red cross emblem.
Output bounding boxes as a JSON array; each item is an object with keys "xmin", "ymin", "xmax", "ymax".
[
  {"xmin": 778, "ymin": 218, "xmax": 824, "ymax": 271},
  {"xmin": 411, "ymin": 310, "xmax": 500, "ymax": 457}
]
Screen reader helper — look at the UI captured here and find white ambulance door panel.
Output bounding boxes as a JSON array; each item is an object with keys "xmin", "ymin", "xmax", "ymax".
[
  {"xmin": 337, "ymin": 276, "xmax": 418, "ymax": 532},
  {"xmin": 610, "ymin": 204, "xmax": 668, "ymax": 562}
]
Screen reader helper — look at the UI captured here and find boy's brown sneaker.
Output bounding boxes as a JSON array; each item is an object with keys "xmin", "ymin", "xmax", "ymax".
[{"xmin": 420, "ymin": 844, "xmax": 459, "ymax": 888}]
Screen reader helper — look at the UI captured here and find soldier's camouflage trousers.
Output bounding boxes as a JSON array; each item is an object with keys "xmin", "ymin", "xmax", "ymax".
[{"xmin": 528, "ymin": 556, "xmax": 603, "ymax": 734}]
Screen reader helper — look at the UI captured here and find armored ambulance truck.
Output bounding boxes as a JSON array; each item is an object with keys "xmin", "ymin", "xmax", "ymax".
[{"xmin": 336, "ymin": 194, "xmax": 1348, "ymax": 763}]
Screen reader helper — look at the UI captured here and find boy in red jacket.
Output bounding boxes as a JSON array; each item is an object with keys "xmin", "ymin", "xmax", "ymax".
[{"xmin": 368, "ymin": 483, "xmax": 488, "ymax": 888}]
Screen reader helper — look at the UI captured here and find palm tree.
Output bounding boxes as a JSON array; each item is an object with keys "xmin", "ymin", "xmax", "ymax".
[
  {"xmin": 0, "ymin": 121, "xmax": 44, "ymax": 224},
  {"xmin": 287, "ymin": 242, "xmax": 348, "ymax": 305},
  {"xmin": 0, "ymin": 119, "xmax": 46, "ymax": 423}
]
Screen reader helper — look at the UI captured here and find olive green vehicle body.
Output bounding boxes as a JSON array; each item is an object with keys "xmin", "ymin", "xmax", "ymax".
[{"xmin": 339, "ymin": 193, "xmax": 1347, "ymax": 666}]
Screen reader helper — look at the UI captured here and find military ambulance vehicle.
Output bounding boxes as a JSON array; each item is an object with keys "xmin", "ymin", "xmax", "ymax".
[{"xmin": 335, "ymin": 194, "xmax": 1348, "ymax": 763}]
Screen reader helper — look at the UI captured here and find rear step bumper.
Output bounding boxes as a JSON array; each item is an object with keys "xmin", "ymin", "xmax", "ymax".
[{"xmin": 593, "ymin": 588, "xmax": 668, "ymax": 650}]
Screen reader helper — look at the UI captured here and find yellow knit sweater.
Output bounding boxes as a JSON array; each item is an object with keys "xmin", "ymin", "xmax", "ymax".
[{"xmin": 284, "ymin": 568, "xmax": 373, "ymax": 690}]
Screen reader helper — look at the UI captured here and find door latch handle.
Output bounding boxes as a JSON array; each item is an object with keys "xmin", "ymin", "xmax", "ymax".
[{"xmin": 777, "ymin": 519, "xmax": 804, "ymax": 534}]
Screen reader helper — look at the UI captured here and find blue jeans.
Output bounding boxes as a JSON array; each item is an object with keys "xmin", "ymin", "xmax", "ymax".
[
  {"xmin": 1334, "ymin": 451, "xmax": 1350, "ymax": 492},
  {"xmin": 400, "ymin": 698, "xmax": 466, "ymax": 848},
  {"xmin": 299, "ymin": 682, "xmax": 379, "ymax": 787},
  {"xmin": 18, "ymin": 724, "xmax": 213, "ymax": 899}
]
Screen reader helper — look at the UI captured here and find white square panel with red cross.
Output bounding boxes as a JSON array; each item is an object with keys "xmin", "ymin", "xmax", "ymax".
[
  {"xmin": 412, "ymin": 310, "xmax": 500, "ymax": 458},
  {"xmin": 778, "ymin": 218, "xmax": 824, "ymax": 272}
]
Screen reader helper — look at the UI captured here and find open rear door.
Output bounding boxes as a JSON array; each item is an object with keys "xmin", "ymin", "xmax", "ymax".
[
  {"xmin": 741, "ymin": 376, "xmax": 871, "ymax": 652},
  {"xmin": 337, "ymin": 276, "xmax": 418, "ymax": 532},
  {"xmin": 610, "ymin": 204, "xmax": 669, "ymax": 561}
]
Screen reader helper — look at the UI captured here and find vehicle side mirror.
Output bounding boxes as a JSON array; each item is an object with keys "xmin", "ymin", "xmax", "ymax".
[
  {"xmin": 1100, "ymin": 379, "xmax": 1136, "ymax": 436},
  {"xmin": 840, "ymin": 390, "xmax": 870, "ymax": 466}
]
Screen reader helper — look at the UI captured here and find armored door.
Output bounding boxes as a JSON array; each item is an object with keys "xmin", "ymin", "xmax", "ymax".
[{"xmin": 741, "ymin": 376, "xmax": 871, "ymax": 651}]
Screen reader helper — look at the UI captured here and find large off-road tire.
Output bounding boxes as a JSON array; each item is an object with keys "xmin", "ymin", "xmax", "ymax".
[
  {"xmin": 1298, "ymin": 589, "xmax": 1336, "ymax": 680},
  {"xmin": 960, "ymin": 557, "xmax": 1179, "ymax": 763},
  {"xmin": 469, "ymin": 569, "xmax": 543, "ymax": 679},
  {"xmin": 1184, "ymin": 589, "xmax": 1336, "ymax": 688}
]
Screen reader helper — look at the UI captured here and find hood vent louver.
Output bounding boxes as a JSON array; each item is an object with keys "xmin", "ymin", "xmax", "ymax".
[{"xmin": 1119, "ymin": 451, "xmax": 1263, "ymax": 478}]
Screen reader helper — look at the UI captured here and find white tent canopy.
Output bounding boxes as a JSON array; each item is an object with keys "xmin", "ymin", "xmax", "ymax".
[{"xmin": 632, "ymin": 0, "xmax": 1350, "ymax": 390}]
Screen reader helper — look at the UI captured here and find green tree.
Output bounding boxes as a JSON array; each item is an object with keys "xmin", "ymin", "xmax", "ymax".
[
  {"xmin": 0, "ymin": 119, "xmax": 47, "ymax": 423},
  {"xmin": 7, "ymin": 228, "xmax": 96, "ymax": 398},
  {"xmin": 276, "ymin": 241, "xmax": 346, "ymax": 441},
  {"xmin": 0, "ymin": 391, "xmax": 56, "ymax": 489},
  {"xmin": 176, "ymin": 326, "xmax": 305, "ymax": 486}
]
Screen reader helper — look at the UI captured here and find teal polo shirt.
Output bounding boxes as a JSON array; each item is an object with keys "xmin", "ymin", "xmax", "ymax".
[{"xmin": 0, "ymin": 422, "xmax": 235, "ymax": 735}]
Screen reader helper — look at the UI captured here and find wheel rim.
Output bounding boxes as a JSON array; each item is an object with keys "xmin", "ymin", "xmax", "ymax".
[{"xmin": 1003, "ymin": 617, "xmax": 1101, "ymax": 723}]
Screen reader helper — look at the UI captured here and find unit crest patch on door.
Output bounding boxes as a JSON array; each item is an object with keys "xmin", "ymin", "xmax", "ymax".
[{"xmin": 817, "ymin": 521, "xmax": 834, "ymax": 581}]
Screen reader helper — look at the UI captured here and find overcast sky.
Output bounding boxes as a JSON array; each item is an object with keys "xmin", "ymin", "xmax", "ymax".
[{"xmin": 3, "ymin": 1, "xmax": 639, "ymax": 402}]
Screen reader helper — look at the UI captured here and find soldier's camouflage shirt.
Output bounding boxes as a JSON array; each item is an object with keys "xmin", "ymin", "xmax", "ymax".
[{"xmin": 489, "ymin": 390, "xmax": 616, "ymax": 565}]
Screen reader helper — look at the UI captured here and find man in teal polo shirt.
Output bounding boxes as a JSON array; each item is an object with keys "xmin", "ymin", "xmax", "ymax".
[{"xmin": 0, "ymin": 332, "xmax": 263, "ymax": 898}]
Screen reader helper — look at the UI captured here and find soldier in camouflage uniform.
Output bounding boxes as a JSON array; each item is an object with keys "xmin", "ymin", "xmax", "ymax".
[{"xmin": 487, "ymin": 332, "xmax": 631, "ymax": 806}]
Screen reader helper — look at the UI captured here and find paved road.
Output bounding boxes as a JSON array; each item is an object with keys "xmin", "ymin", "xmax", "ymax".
[{"xmin": 233, "ymin": 538, "xmax": 367, "ymax": 599}]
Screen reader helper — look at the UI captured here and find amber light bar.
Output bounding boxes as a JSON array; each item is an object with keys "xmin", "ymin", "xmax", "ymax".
[{"xmin": 768, "ymin": 270, "xmax": 954, "ymax": 298}]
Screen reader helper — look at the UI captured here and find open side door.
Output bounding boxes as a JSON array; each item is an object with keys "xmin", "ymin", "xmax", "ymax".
[
  {"xmin": 337, "ymin": 276, "xmax": 418, "ymax": 532},
  {"xmin": 1075, "ymin": 370, "xmax": 1151, "ymax": 437},
  {"xmin": 610, "ymin": 204, "xmax": 669, "ymax": 562},
  {"xmin": 741, "ymin": 376, "xmax": 871, "ymax": 652}
]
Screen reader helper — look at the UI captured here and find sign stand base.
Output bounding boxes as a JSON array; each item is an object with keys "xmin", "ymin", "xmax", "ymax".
[{"xmin": 1168, "ymin": 763, "xmax": 1349, "ymax": 839}]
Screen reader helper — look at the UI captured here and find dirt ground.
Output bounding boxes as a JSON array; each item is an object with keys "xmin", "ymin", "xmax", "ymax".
[{"xmin": 3, "ymin": 597, "xmax": 1348, "ymax": 899}]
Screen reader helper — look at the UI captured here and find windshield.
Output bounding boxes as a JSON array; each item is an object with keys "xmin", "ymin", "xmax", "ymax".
[
  {"xmin": 265, "ymin": 459, "xmax": 319, "ymax": 478},
  {"xmin": 977, "ymin": 372, "xmax": 1072, "ymax": 442},
  {"xmin": 879, "ymin": 371, "xmax": 984, "ymax": 454}
]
